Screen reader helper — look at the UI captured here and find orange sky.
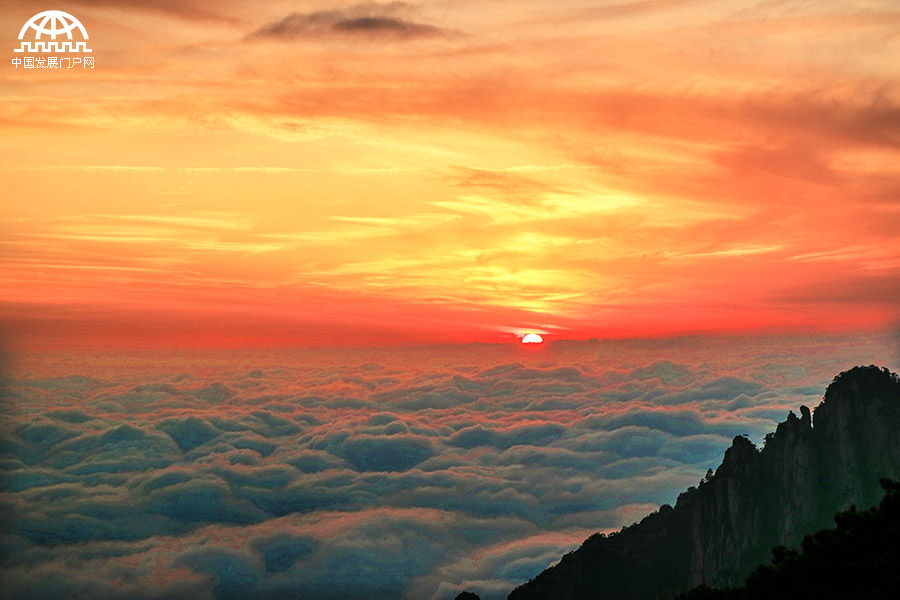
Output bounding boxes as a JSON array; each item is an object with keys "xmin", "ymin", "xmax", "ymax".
[{"xmin": 1, "ymin": 0, "xmax": 898, "ymax": 347}]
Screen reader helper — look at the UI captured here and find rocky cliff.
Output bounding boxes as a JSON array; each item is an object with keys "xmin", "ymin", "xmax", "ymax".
[{"xmin": 507, "ymin": 365, "xmax": 900, "ymax": 600}]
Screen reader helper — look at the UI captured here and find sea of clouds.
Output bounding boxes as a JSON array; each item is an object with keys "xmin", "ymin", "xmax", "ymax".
[{"xmin": 1, "ymin": 334, "xmax": 895, "ymax": 599}]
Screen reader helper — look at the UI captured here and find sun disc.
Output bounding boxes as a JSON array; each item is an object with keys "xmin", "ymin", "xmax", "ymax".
[{"xmin": 522, "ymin": 333, "xmax": 543, "ymax": 344}]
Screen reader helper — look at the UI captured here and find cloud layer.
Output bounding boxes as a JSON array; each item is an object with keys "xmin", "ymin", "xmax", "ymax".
[{"xmin": 1, "ymin": 334, "xmax": 894, "ymax": 599}]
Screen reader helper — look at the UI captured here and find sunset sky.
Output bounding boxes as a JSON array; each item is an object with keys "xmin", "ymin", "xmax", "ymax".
[
  {"xmin": 1, "ymin": 0, "xmax": 898, "ymax": 347},
  {"xmin": 2, "ymin": 5, "xmax": 899, "ymax": 598}
]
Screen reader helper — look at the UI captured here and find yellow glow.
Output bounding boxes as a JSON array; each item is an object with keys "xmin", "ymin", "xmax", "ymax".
[{"xmin": 0, "ymin": 1, "xmax": 896, "ymax": 345}]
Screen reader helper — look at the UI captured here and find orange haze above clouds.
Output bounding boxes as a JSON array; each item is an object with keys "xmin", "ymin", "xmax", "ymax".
[{"xmin": 0, "ymin": 0, "xmax": 898, "ymax": 348}]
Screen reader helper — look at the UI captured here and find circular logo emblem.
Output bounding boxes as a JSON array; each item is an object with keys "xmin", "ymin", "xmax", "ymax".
[{"xmin": 18, "ymin": 10, "xmax": 89, "ymax": 41}]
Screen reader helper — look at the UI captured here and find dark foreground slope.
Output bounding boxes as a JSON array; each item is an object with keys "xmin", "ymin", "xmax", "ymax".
[
  {"xmin": 678, "ymin": 478, "xmax": 900, "ymax": 599},
  {"xmin": 508, "ymin": 366, "xmax": 900, "ymax": 600}
]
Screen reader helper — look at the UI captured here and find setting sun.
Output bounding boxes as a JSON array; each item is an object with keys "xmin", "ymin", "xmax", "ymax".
[{"xmin": 522, "ymin": 333, "xmax": 544, "ymax": 344}]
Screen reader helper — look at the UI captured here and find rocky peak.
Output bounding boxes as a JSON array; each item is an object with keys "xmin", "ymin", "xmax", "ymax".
[
  {"xmin": 715, "ymin": 434, "xmax": 758, "ymax": 478},
  {"xmin": 822, "ymin": 365, "xmax": 900, "ymax": 405},
  {"xmin": 506, "ymin": 365, "xmax": 900, "ymax": 600},
  {"xmin": 814, "ymin": 365, "xmax": 900, "ymax": 430},
  {"xmin": 813, "ymin": 365, "xmax": 900, "ymax": 510}
]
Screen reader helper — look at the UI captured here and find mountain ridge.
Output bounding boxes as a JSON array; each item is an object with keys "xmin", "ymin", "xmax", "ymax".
[{"xmin": 507, "ymin": 365, "xmax": 900, "ymax": 600}]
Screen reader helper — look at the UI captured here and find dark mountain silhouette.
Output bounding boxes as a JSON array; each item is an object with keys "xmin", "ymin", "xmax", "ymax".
[
  {"xmin": 507, "ymin": 365, "xmax": 900, "ymax": 600},
  {"xmin": 455, "ymin": 592, "xmax": 482, "ymax": 600},
  {"xmin": 677, "ymin": 478, "xmax": 900, "ymax": 599}
]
